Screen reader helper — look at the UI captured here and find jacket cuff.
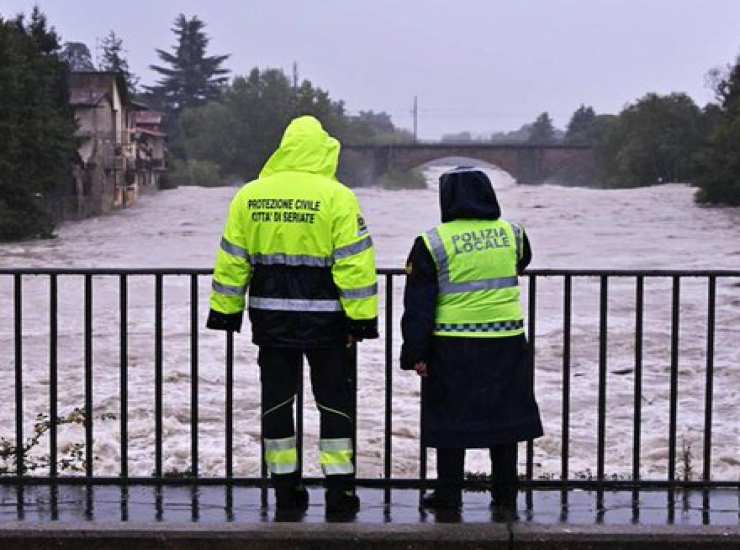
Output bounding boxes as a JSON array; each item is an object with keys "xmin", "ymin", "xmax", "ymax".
[
  {"xmin": 206, "ymin": 309, "xmax": 243, "ymax": 332},
  {"xmin": 347, "ymin": 317, "xmax": 379, "ymax": 340},
  {"xmin": 400, "ymin": 343, "xmax": 428, "ymax": 370}
]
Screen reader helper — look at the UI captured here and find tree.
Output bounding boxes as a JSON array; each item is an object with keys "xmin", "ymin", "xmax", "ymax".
[
  {"xmin": 60, "ymin": 41, "xmax": 95, "ymax": 71},
  {"xmin": 99, "ymin": 30, "xmax": 138, "ymax": 94},
  {"xmin": 528, "ymin": 112, "xmax": 556, "ymax": 144},
  {"xmin": 694, "ymin": 57, "xmax": 740, "ymax": 205},
  {"xmin": 0, "ymin": 8, "xmax": 77, "ymax": 240},
  {"xmin": 147, "ymin": 14, "xmax": 230, "ymax": 114},
  {"xmin": 564, "ymin": 104, "xmax": 597, "ymax": 144},
  {"xmin": 600, "ymin": 93, "xmax": 703, "ymax": 187},
  {"xmin": 175, "ymin": 67, "xmax": 409, "ymax": 186}
]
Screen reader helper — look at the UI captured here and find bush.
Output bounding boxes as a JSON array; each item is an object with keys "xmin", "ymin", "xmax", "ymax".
[
  {"xmin": 0, "ymin": 187, "xmax": 54, "ymax": 241},
  {"xmin": 168, "ymin": 159, "xmax": 225, "ymax": 187},
  {"xmin": 378, "ymin": 168, "xmax": 427, "ymax": 190}
]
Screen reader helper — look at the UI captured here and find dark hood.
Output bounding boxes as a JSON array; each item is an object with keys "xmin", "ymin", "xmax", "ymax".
[{"xmin": 439, "ymin": 166, "xmax": 501, "ymax": 223}]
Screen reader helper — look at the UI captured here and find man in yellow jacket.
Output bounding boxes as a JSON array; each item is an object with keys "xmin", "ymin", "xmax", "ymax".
[{"xmin": 207, "ymin": 116, "xmax": 378, "ymax": 516}]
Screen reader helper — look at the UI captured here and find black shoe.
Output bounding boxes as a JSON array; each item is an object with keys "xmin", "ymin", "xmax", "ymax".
[
  {"xmin": 325, "ymin": 488, "xmax": 360, "ymax": 516},
  {"xmin": 422, "ymin": 490, "xmax": 462, "ymax": 511},
  {"xmin": 275, "ymin": 485, "xmax": 309, "ymax": 511}
]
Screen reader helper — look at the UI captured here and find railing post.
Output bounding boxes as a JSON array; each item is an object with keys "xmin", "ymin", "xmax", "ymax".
[
  {"xmin": 49, "ymin": 274, "xmax": 58, "ymax": 481},
  {"xmin": 14, "ymin": 273, "xmax": 24, "ymax": 520},
  {"xmin": 526, "ymin": 275, "xmax": 537, "ymax": 513},
  {"xmin": 154, "ymin": 273, "xmax": 163, "ymax": 479},
  {"xmin": 225, "ymin": 331, "xmax": 234, "ymax": 480},
  {"xmin": 703, "ymin": 276, "xmax": 716, "ymax": 483},
  {"xmin": 84, "ymin": 274, "xmax": 94, "ymax": 480},
  {"xmin": 596, "ymin": 275, "xmax": 608, "ymax": 519},
  {"xmin": 384, "ymin": 273, "xmax": 394, "ymax": 507},
  {"xmin": 190, "ymin": 274, "xmax": 199, "ymax": 479},
  {"xmin": 561, "ymin": 275, "xmax": 571, "ymax": 510},
  {"xmin": 632, "ymin": 275, "xmax": 644, "ymax": 522}
]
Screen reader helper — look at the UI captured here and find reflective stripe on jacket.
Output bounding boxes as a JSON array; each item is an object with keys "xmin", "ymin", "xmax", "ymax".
[{"xmin": 421, "ymin": 218, "xmax": 525, "ymax": 338}]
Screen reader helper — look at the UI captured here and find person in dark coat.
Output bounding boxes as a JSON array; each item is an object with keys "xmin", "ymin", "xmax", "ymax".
[{"xmin": 400, "ymin": 166, "xmax": 543, "ymax": 520}]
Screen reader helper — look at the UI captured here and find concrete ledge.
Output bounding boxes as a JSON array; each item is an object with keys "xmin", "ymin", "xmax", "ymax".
[
  {"xmin": 510, "ymin": 523, "xmax": 740, "ymax": 549},
  {"xmin": 0, "ymin": 522, "xmax": 738, "ymax": 550}
]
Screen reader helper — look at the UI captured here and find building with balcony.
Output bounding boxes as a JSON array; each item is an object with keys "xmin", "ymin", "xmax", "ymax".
[{"xmin": 65, "ymin": 72, "xmax": 167, "ymax": 220}]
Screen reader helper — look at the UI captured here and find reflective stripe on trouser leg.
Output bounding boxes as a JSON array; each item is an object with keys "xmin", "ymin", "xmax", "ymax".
[
  {"xmin": 319, "ymin": 438, "xmax": 354, "ymax": 475},
  {"xmin": 264, "ymin": 436, "xmax": 298, "ymax": 475}
]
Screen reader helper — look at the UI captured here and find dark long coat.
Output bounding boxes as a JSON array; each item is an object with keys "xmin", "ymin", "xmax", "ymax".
[{"xmin": 400, "ymin": 168, "xmax": 543, "ymax": 448}]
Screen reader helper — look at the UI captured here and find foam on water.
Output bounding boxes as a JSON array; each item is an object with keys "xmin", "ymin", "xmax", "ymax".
[{"xmin": 1, "ymin": 166, "xmax": 738, "ymax": 480}]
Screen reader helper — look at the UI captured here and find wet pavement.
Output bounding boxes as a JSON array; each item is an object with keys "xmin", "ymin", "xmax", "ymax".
[{"xmin": 0, "ymin": 485, "xmax": 737, "ymax": 526}]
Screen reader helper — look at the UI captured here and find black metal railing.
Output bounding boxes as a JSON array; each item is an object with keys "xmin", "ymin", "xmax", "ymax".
[{"xmin": 1, "ymin": 268, "xmax": 739, "ymax": 506}]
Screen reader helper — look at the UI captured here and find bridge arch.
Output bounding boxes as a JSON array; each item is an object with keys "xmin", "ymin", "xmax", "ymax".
[
  {"xmin": 413, "ymin": 156, "xmax": 519, "ymax": 188},
  {"xmin": 342, "ymin": 143, "xmax": 594, "ymax": 186}
]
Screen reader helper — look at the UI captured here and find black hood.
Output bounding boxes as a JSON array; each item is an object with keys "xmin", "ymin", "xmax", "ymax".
[{"xmin": 439, "ymin": 167, "xmax": 501, "ymax": 223}]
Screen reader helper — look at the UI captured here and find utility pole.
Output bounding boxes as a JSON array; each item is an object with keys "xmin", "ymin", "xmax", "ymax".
[
  {"xmin": 412, "ymin": 95, "xmax": 418, "ymax": 143},
  {"xmin": 292, "ymin": 62, "xmax": 299, "ymax": 90}
]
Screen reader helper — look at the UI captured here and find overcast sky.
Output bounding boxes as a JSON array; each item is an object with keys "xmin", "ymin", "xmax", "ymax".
[{"xmin": 3, "ymin": 0, "xmax": 740, "ymax": 138}]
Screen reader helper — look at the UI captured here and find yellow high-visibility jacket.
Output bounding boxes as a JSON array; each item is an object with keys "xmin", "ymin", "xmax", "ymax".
[{"xmin": 206, "ymin": 116, "xmax": 378, "ymax": 346}]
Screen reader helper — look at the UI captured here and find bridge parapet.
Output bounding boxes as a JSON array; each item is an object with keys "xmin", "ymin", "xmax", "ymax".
[{"xmin": 341, "ymin": 143, "xmax": 595, "ymax": 185}]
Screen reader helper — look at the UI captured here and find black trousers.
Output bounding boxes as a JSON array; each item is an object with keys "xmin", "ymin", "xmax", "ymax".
[
  {"xmin": 259, "ymin": 346, "xmax": 354, "ymax": 484},
  {"xmin": 436, "ymin": 444, "xmax": 518, "ymax": 505}
]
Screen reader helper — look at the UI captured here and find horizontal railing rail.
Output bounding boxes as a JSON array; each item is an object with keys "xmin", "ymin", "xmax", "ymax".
[{"xmin": 1, "ymin": 267, "xmax": 738, "ymax": 515}]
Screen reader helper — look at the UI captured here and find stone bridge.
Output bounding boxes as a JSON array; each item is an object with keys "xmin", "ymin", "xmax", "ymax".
[{"xmin": 342, "ymin": 143, "xmax": 594, "ymax": 185}]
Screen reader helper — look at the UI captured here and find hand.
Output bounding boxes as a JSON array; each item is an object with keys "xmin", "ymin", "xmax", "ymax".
[
  {"xmin": 414, "ymin": 361, "xmax": 428, "ymax": 377},
  {"xmin": 346, "ymin": 334, "xmax": 356, "ymax": 348}
]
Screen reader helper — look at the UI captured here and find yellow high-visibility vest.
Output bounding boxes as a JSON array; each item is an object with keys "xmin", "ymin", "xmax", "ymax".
[{"xmin": 421, "ymin": 218, "xmax": 525, "ymax": 338}]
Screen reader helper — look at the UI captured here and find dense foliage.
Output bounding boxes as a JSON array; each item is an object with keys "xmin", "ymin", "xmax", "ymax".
[
  {"xmin": 175, "ymin": 68, "xmax": 412, "ymax": 186},
  {"xmin": 60, "ymin": 41, "xmax": 94, "ymax": 71},
  {"xmin": 694, "ymin": 57, "xmax": 740, "ymax": 205},
  {"xmin": 528, "ymin": 112, "xmax": 556, "ymax": 144},
  {"xmin": 598, "ymin": 93, "xmax": 704, "ymax": 187},
  {"xmin": 0, "ymin": 8, "xmax": 77, "ymax": 240}
]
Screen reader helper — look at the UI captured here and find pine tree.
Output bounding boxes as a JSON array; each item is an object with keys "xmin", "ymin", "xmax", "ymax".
[
  {"xmin": 528, "ymin": 112, "xmax": 556, "ymax": 144},
  {"xmin": 565, "ymin": 104, "xmax": 597, "ymax": 144},
  {"xmin": 147, "ymin": 14, "xmax": 230, "ymax": 114},
  {"xmin": 99, "ymin": 30, "xmax": 138, "ymax": 94}
]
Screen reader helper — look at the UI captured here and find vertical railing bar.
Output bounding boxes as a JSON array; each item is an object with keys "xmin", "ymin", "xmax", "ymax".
[
  {"xmin": 418, "ymin": 377, "xmax": 427, "ymax": 510},
  {"xmin": 190, "ymin": 275, "xmax": 199, "ymax": 479},
  {"xmin": 120, "ymin": 275, "xmax": 128, "ymax": 481},
  {"xmin": 349, "ymin": 343, "xmax": 358, "ymax": 488},
  {"xmin": 702, "ymin": 276, "xmax": 716, "ymax": 482},
  {"xmin": 632, "ymin": 276, "xmax": 644, "ymax": 523},
  {"xmin": 296, "ymin": 357, "xmax": 304, "ymax": 477},
  {"xmin": 596, "ymin": 275, "xmax": 608, "ymax": 517},
  {"xmin": 225, "ymin": 331, "xmax": 234, "ymax": 479},
  {"xmin": 154, "ymin": 273, "xmax": 163, "ymax": 479},
  {"xmin": 668, "ymin": 276, "xmax": 680, "ymax": 483},
  {"xmin": 49, "ymin": 274, "xmax": 58, "ymax": 480},
  {"xmin": 633, "ymin": 276, "xmax": 644, "ymax": 483},
  {"xmin": 84, "ymin": 274, "xmax": 93, "ymax": 479},
  {"xmin": 526, "ymin": 275, "xmax": 536, "ymax": 484},
  {"xmin": 561, "ymin": 275, "xmax": 571, "ymax": 485},
  {"xmin": 260, "ymin": 396, "xmax": 268, "ymax": 509},
  {"xmin": 14, "ymin": 274, "xmax": 24, "ymax": 483},
  {"xmin": 597, "ymin": 275, "xmax": 608, "ymax": 483},
  {"xmin": 384, "ymin": 273, "xmax": 393, "ymax": 506}
]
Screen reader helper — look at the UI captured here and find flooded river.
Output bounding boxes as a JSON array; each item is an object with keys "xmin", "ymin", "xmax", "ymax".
[{"xmin": 1, "ymin": 166, "xmax": 738, "ymax": 481}]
